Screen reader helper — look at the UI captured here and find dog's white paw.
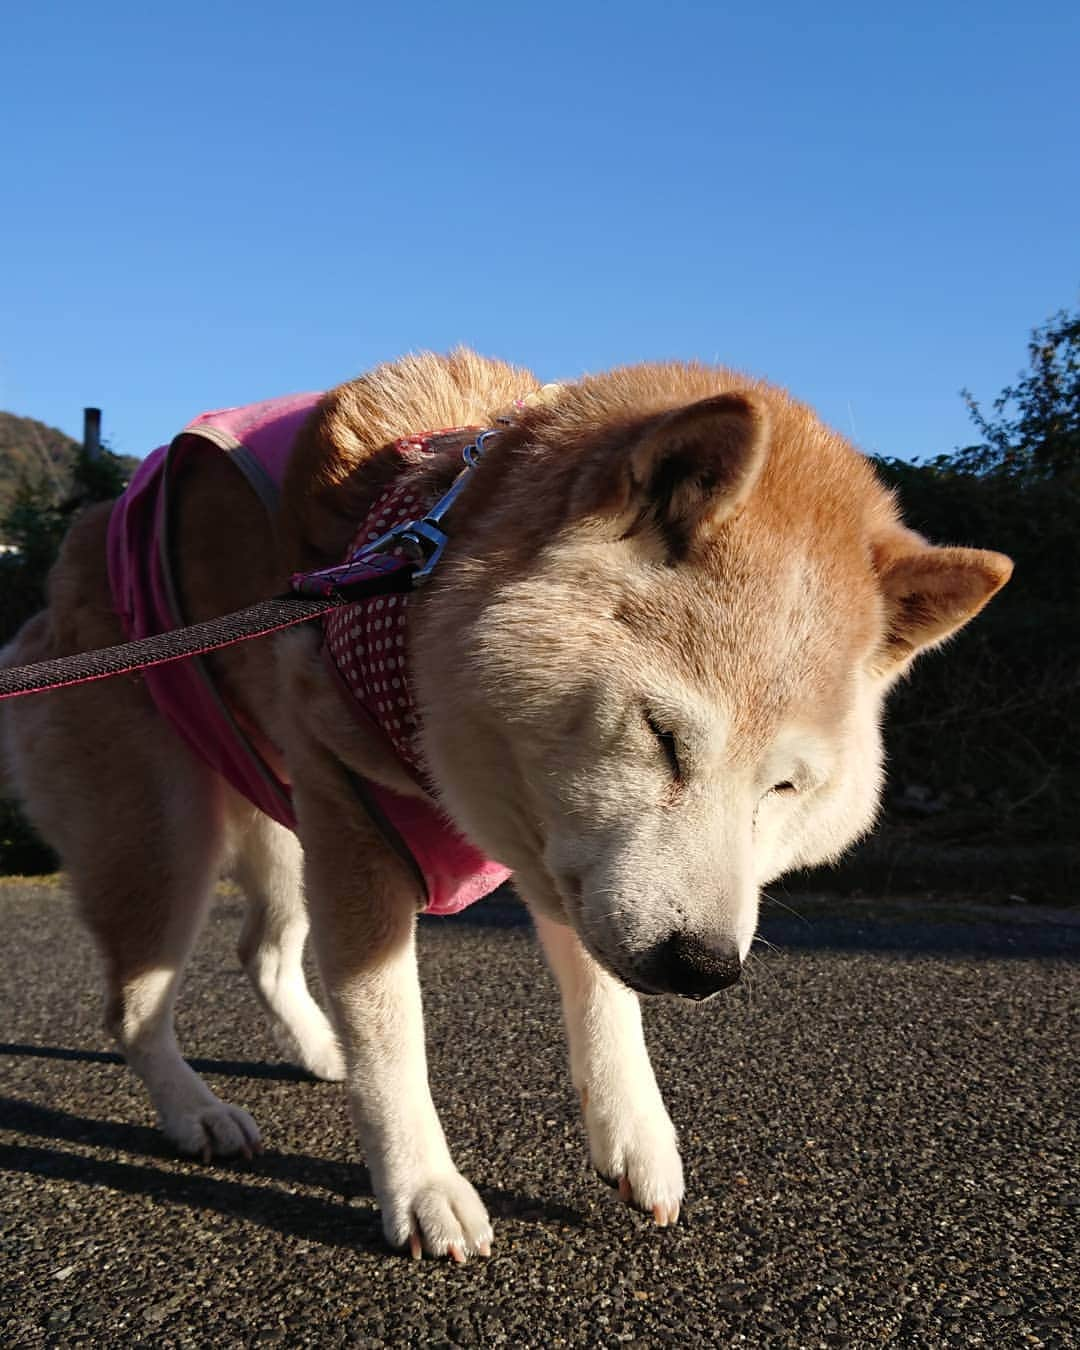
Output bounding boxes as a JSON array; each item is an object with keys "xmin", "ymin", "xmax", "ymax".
[
  {"xmin": 260, "ymin": 987, "xmax": 347, "ymax": 1082},
  {"xmin": 584, "ymin": 1094, "xmax": 684, "ymax": 1226},
  {"xmin": 272, "ymin": 1022, "xmax": 346, "ymax": 1082},
  {"xmin": 161, "ymin": 1099, "xmax": 262, "ymax": 1163},
  {"xmin": 296, "ymin": 1032, "xmax": 346, "ymax": 1082},
  {"xmin": 379, "ymin": 1170, "xmax": 494, "ymax": 1262}
]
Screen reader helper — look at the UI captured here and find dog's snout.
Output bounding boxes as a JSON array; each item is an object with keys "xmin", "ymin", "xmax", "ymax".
[{"xmin": 641, "ymin": 932, "xmax": 742, "ymax": 1000}]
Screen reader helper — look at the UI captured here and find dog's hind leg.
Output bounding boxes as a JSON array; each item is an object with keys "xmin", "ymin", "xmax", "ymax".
[
  {"xmin": 530, "ymin": 907, "xmax": 685, "ymax": 1227},
  {"xmin": 9, "ymin": 710, "xmax": 261, "ymax": 1159},
  {"xmin": 1, "ymin": 502, "xmax": 261, "ymax": 1161},
  {"xmin": 231, "ymin": 810, "xmax": 345, "ymax": 1082},
  {"xmin": 71, "ymin": 777, "xmax": 263, "ymax": 1162}
]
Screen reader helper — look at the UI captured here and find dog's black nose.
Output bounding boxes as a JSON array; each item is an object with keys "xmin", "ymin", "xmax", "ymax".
[{"xmin": 640, "ymin": 932, "xmax": 742, "ymax": 1000}]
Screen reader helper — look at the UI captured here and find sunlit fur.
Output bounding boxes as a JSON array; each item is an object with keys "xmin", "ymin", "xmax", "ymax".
[
  {"xmin": 411, "ymin": 360, "xmax": 1011, "ymax": 980},
  {"xmin": 1, "ymin": 349, "xmax": 1011, "ymax": 1259}
]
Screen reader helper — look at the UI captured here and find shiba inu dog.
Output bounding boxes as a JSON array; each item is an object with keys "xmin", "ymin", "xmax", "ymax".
[{"xmin": 0, "ymin": 350, "xmax": 1012, "ymax": 1261}]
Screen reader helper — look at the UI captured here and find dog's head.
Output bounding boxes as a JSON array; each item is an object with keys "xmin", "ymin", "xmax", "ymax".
[{"xmin": 414, "ymin": 365, "xmax": 1012, "ymax": 998}]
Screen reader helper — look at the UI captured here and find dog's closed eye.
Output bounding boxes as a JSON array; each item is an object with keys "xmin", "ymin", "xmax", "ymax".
[{"xmin": 645, "ymin": 712, "xmax": 683, "ymax": 783}]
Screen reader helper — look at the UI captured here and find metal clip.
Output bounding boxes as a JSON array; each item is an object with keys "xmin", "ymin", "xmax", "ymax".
[{"xmin": 361, "ymin": 429, "xmax": 496, "ymax": 586}]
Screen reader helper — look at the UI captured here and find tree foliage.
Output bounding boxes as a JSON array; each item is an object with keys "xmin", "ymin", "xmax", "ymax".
[
  {"xmin": 860, "ymin": 303, "xmax": 1080, "ymax": 894},
  {"xmin": 0, "ymin": 413, "xmax": 78, "ymax": 518},
  {"xmin": 959, "ymin": 307, "xmax": 1080, "ymax": 477},
  {"xmin": 0, "ymin": 442, "xmax": 132, "ymax": 873},
  {"xmin": 0, "ymin": 446, "xmax": 132, "ymax": 640}
]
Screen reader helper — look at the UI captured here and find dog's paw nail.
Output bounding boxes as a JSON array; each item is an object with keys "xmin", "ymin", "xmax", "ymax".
[
  {"xmin": 477, "ymin": 1239, "xmax": 492, "ymax": 1258},
  {"xmin": 618, "ymin": 1176, "xmax": 633, "ymax": 1204},
  {"xmin": 387, "ymin": 1171, "xmax": 491, "ymax": 1265}
]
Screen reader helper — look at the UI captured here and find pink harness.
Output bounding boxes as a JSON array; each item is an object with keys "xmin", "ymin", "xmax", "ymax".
[{"xmin": 106, "ymin": 396, "xmax": 510, "ymax": 915}]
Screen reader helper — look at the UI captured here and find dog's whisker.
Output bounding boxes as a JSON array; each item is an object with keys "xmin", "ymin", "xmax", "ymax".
[{"xmin": 760, "ymin": 889, "xmax": 810, "ymax": 926}]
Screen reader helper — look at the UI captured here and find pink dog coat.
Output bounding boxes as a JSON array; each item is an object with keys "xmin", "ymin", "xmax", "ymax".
[{"xmin": 106, "ymin": 396, "xmax": 510, "ymax": 915}]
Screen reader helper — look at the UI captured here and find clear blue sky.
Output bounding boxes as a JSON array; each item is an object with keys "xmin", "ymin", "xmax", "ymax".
[{"xmin": 3, "ymin": 1, "xmax": 1077, "ymax": 462}]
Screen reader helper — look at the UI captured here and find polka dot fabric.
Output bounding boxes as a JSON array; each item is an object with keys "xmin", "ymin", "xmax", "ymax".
[
  {"xmin": 320, "ymin": 432, "xmax": 513, "ymax": 916},
  {"xmin": 325, "ymin": 474, "xmax": 426, "ymax": 775}
]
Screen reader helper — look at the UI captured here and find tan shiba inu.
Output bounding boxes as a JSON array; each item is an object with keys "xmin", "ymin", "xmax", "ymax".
[{"xmin": 1, "ymin": 350, "xmax": 1011, "ymax": 1261}]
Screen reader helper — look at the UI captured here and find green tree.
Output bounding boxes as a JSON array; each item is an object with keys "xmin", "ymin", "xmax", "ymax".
[
  {"xmin": 0, "ymin": 444, "xmax": 132, "ymax": 874},
  {"xmin": 960, "ymin": 306, "xmax": 1080, "ymax": 477},
  {"xmin": 0, "ymin": 445, "xmax": 131, "ymax": 641},
  {"xmin": 848, "ymin": 302, "xmax": 1080, "ymax": 898}
]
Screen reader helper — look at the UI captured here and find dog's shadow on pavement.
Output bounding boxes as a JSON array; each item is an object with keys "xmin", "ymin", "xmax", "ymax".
[
  {"xmin": 0, "ymin": 1086, "xmax": 586, "ymax": 1250},
  {"xmin": 0, "ymin": 1041, "xmax": 315, "ymax": 1081}
]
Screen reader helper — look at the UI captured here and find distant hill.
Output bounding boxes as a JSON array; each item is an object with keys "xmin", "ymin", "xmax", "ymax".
[{"xmin": 0, "ymin": 411, "xmax": 138, "ymax": 518}]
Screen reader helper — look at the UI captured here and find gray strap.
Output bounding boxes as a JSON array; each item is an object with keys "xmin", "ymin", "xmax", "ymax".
[{"xmin": 184, "ymin": 426, "xmax": 282, "ymax": 523}]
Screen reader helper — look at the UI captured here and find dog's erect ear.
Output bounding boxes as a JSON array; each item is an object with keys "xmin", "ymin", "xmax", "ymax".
[
  {"xmin": 575, "ymin": 393, "xmax": 770, "ymax": 559},
  {"xmin": 624, "ymin": 394, "xmax": 770, "ymax": 559},
  {"xmin": 870, "ymin": 534, "xmax": 1013, "ymax": 676}
]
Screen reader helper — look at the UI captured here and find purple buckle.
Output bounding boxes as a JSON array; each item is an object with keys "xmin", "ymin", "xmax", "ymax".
[{"xmin": 290, "ymin": 548, "xmax": 416, "ymax": 600}]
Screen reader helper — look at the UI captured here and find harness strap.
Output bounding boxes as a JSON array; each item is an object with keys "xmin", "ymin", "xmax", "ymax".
[{"xmin": 335, "ymin": 757, "xmax": 429, "ymax": 903}]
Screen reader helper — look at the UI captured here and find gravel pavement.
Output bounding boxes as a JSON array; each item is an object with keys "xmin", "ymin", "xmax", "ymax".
[{"xmin": 0, "ymin": 880, "xmax": 1076, "ymax": 1348}]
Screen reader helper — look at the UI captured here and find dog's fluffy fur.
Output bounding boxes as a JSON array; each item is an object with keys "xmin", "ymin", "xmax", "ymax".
[{"xmin": 1, "ymin": 350, "xmax": 1012, "ymax": 1259}]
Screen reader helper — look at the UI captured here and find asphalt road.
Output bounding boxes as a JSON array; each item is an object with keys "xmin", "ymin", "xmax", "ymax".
[{"xmin": 1, "ymin": 880, "xmax": 1076, "ymax": 1349}]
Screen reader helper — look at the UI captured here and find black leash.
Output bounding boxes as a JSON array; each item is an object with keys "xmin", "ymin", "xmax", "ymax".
[
  {"xmin": 0, "ymin": 561, "xmax": 415, "ymax": 701},
  {"xmin": 0, "ymin": 595, "xmax": 329, "ymax": 700}
]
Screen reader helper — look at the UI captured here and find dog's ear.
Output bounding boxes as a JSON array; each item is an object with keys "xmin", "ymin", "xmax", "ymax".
[
  {"xmin": 625, "ymin": 393, "xmax": 770, "ymax": 559},
  {"xmin": 870, "ymin": 531, "xmax": 1013, "ymax": 676},
  {"xmin": 578, "ymin": 393, "xmax": 770, "ymax": 560}
]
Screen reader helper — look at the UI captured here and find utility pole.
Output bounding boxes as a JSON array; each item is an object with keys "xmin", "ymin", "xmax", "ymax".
[{"xmin": 83, "ymin": 407, "xmax": 102, "ymax": 461}]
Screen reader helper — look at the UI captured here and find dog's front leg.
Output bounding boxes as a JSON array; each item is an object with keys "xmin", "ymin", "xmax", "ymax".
[
  {"xmin": 296, "ymin": 798, "xmax": 492, "ymax": 1262},
  {"xmin": 322, "ymin": 919, "xmax": 492, "ymax": 1262},
  {"xmin": 531, "ymin": 908, "xmax": 684, "ymax": 1226},
  {"xmin": 281, "ymin": 633, "xmax": 492, "ymax": 1262},
  {"xmin": 304, "ymin": 865, "xmax": 492, "ymax": 1261}
]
